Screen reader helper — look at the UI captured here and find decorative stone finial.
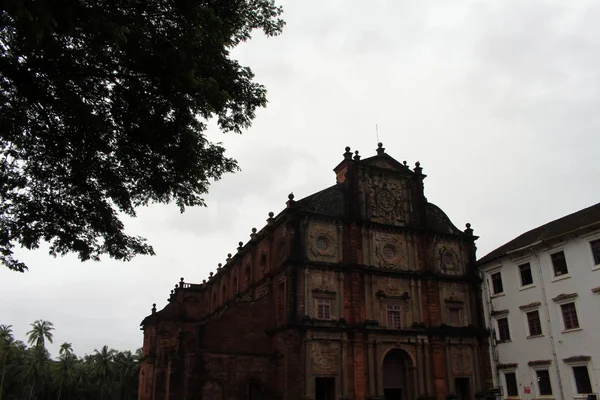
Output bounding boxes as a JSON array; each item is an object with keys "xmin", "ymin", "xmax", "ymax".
[
  {"xmin": 227, "ymin": 253, "xmax": 232, "ymax": 261},
  {"xmin": 403, "ymin": 161, "xmax": 407, "ymax": 166},
  {"xmin": 209, "ymin": 272, "xmax": 213, "ymax": 279},
  {"xmin": 152, "ymin": 303, "xmax": 157, "ymax": 314},
  {"xmin": 170, "ymin": 289, "xmax": 174, "ymax": 295},
  {"xmin": 238, "ymin": 241, "xmax": 243, "ymax": 252},
  {"xmin": 250, "ymin": 227, "xmax": 258, "ymax": 241},
  {"xmin": 353, "ymin": 150, "xmax": 361, "ymax": 161},
  {"xmin": 465, "ymin": 223, "xmax": 473, "ymax": 236},
  {"xmin": 174, "ymin": 284, "xmax": 178, "ymax": 289},
  {"xmin": 202, "ymin": 279, "xmax": 207, "ymax": 284},
  {"xmin": 217, "ymin": 263, "xmax": 222, "ymax": 269},
  {"xmin": 267, "ymin": 211, "xmax": 275, "ymax": 225},
  {"xmin": 413, "ymin": 161, "xmax": 422, "ymax": 175},
  {"xmin": 343, "ymin": 146, "xmax": 352, "ymax": 160},
  {"xmin": 180, "ymin": 277, "xmax": 184, "ymax": 285},
  {"xmin": 268, "ymin": 211, "xmax": 274, "ymax": 218},
  {"xmin": 376, "ymin": 142, "xmax": 385, "ymax": 155},
  {"xmin": 286, "ymin": 193, "xmax": 295, "ymax": 208}
]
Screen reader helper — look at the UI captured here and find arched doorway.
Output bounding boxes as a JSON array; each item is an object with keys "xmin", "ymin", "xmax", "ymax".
[{"xmin": 383, "ymin": 349, "xmax": 414, "ymax": 400}]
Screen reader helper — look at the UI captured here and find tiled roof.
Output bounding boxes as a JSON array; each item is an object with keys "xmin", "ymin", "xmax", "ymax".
[{"xmin": 478, "ymin": 202, "xmax": 600, "ymax": 265}]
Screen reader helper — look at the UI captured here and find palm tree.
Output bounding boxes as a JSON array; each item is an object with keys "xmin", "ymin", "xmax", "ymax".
[
  {"xmin": 114, "ymin": 350, "xmax": 141, "ymax": 400},
  {"xmin": 93, "ymin": 345, "xmax": 116, "ymax": 400},
  {"xmin": 54, "ymin": 343, "xmax": 76, "ymax": 400},
  {"xmin": 27, "ymin": 320, "xmax": 54, "ymax": 349},
  {"xmin": 0, "ymin": 325, "xmax": 14, "ymax": 400},
  {"xmin": 21, "ymin": 345, "xmax": 51, "ymax": 400}
]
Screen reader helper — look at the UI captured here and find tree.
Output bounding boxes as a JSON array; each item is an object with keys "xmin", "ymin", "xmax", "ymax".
[
  {"xmin": 0, "ymin": 325, "xmax": 13, "ymax": 400},
  {"xmin": 54, "ymin": 343, "xmax": 76, "ymax": 400},
  {"xmin": 0, "ymin": 0, "xmax": 285, "ymax": 272},
  {"xmin": 93, "ymin": 345, "xmax": 116, "ymax": 400},
  {"xmin": 27, "ymin": 320, "xmax": 54, "ymax": 348}
]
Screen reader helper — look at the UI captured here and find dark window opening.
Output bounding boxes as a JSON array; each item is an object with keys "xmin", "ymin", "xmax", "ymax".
[
  {"xmin": 561, "ymin": 302, "xmax": 579, "ymax": 330},
  {"xmin": 551, "ymin": 251, "xmax": 569, "ymax": 276},
  {"xmin": 260, "ymin": 253, "xmax": 267, "ymax": 269},
  {"xmin": 573, "ymin": 366, "xmax": 593, "ymax": 394},
  {"xmin": 536, "ymin": 369, "xmax": 552, "ymax": 396},
  {"xmin": 449, "ymin": 308, "xmax": 461, "ymax": 326},
  {"xmin": 504, "ymin": 372, "xmax": 518, "ymax": 397},
  {"xmin": 249, "ymin": 382, "xmax": 262, "ymax": 400},
  {"xmin": 317, "ymin": 299, "xmax": 331, "ymax": 320},
  {"xmin": 455, "ymin": 377, "xmax": 471, "ymax": 400},
  {"xmin": 277, "ymin": 282, "xmax": 286, "ymax": 325},
  {"xmin": 519, "ymin": 263, "xmax": 533, "ymax": 286},
  {"xmin": 527, "ymin": 310, "xmax": 542, "ymax": 336},
  {"xmin": 591, "ymin": 239, "xmax": 600, "ymax": 265},
  {"xmin": 491, "ymin": 272, "xmax": 504, "ymax": 294},
  {"xmin": 387, "ymin": 305, "xmax": 402, "ymax": 329},
  {"xmin": 315, "ymin": 377, "xmax": 335, "ymax": 400},
  {"xmin": 497, "ymin": 318, "xmax": 511, "ymax": 341}
]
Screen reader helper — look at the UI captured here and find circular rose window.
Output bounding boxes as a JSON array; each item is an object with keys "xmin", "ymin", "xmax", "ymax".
[
  {"xmin": 382, "ymin": 244, "xmax": 397, "ymax": 260},
  {"xmin": 316, "ymin": 236, "xmax": 330, "ymax": 252}
]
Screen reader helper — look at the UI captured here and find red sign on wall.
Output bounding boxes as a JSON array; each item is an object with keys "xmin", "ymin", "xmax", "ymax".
[{"xmin": 524, "ymin": 387, "xmax": 531, "ymax": 394}]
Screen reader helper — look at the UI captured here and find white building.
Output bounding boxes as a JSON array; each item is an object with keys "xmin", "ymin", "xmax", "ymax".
[{"xmin": 478, "ymin": 202, "xmax": 600, "ymax": 400}]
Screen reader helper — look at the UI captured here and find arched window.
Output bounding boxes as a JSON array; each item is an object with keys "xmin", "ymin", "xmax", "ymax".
[
  {"xmin": 260, "ymin": 253, "xmax": 267, "ymax": 270},
  {"xmin": 245, "ymin": 265, "xmax": 251, "ymax": 282}
]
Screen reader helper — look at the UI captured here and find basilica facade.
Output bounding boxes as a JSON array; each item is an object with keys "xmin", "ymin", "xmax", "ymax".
[{"xmin": 138, "ymin": 144, "xmax": 492, "ymax": 400}]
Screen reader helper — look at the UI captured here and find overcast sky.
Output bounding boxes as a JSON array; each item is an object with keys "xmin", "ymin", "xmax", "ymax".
[{"xmin": 2, "ymin": 0, "xmax": 600, "ymax": 358}]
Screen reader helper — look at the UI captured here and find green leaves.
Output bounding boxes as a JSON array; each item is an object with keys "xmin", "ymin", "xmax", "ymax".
[{"xmin": 0, "ymin": 0, "xmax": 284, "ymax": 271}]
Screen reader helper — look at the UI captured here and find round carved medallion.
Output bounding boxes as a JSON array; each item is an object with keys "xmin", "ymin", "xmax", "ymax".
[
  {"xmin": 382, "ymin": 244, "xmax": 397, "ymax": 261},
  {"xmin": 441, "ymin": 250, "xmax": 457, "ymax": 270},
  {"xmin": 315, "ymin": 235, "xmax": 330, "ymax": 252},
  {"xmin": 376, "ymin": 190, "xmax": 395, "ymax": 210}
]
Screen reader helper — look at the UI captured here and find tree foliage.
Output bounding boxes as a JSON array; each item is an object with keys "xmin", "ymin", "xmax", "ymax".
[
  {"xmin": 0, "ymin": 0, "xmax": 285, "ymax": 271},
  {"xmin": 0, "ymin": 319, "xmax": 142, "ymax": 400}
]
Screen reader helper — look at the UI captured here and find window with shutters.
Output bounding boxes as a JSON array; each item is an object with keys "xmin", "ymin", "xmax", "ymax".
[
  {"xmin": 497, "ymin": 317, "xmax": 511, "ymax": 342},
  {"xmin": 491, "ymin": 272, "xmax": 504, "ymax": 294},
  {"xmin": 527, "ymin": 310, "xmax": 543, "ymax": 336},
  {"xmin": 551, "ymin": 251, "xmax": 569, "ymax": 276},
  {"xmin": 561, "ymin": 302, "xmax": 580, "ymax": 330},
  {"xmin": 590, "ymin": 239, "xmax": 600, "ymax": 266},
  {"xmin": 519, "ymin": 262, "xmax": 534, "ymax": 286}
]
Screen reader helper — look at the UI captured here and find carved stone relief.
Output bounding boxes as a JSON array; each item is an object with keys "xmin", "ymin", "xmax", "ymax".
[
  {"xmin": 451, "ymin": 346, "xmax": 473, "ymax": 375},
  {"xmin": 311, "ymin": 341, "xmax": 340, "ymax": 374},
  {"xmin": 436, "ymin": 242, "xmax": 463, "ymax": 275},
  {"xmin": 202, "ymin": 381, "xmax": 223, "ymax": 400},
  {"xmin": 365, "ymin": 176, "xmax": 408, "ymax": 225},
  {"xmin": 307, "ymin": 222, "xmax": 339, "ymax": 262},
  {"xmin": 374, "ymin": 233, "xmax": 405, "ymax": 269}
]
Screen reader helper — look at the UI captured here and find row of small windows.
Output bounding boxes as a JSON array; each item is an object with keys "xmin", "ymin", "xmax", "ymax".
[
  {"xmin": 504, "ymin": 365, "xmax": 593, "ymax": 397},
  {"xmin": 491, "ymin": 239, "xmax": 600, "ymax": 296},
  {"xmin": 495, "ymin": 302, "xmax": 580, "ymax": 342},
  {"xmin": 315, "ymin": 300, "xmax": 405, "ymax": 329}
]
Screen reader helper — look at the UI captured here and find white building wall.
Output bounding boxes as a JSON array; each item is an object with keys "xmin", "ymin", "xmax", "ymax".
[{"xmin": 480, "ymin": 229, "xmax": 600, "ymax": 400}]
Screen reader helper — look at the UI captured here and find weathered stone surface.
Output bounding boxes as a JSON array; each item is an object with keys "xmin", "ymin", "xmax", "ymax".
[{"xmin": 139, "ymin": 147, "xmax": 491, "ymax": 400}]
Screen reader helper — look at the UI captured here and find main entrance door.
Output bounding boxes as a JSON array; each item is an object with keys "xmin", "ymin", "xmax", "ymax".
[{"xmin": 383, "ymin": 349, "xmax": 414, "ymax": 400}]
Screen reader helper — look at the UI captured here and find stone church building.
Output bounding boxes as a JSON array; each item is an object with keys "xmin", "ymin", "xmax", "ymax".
[{"xmin": 138, "ymin": 145, "xmax": 493, "ymax": 400}]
